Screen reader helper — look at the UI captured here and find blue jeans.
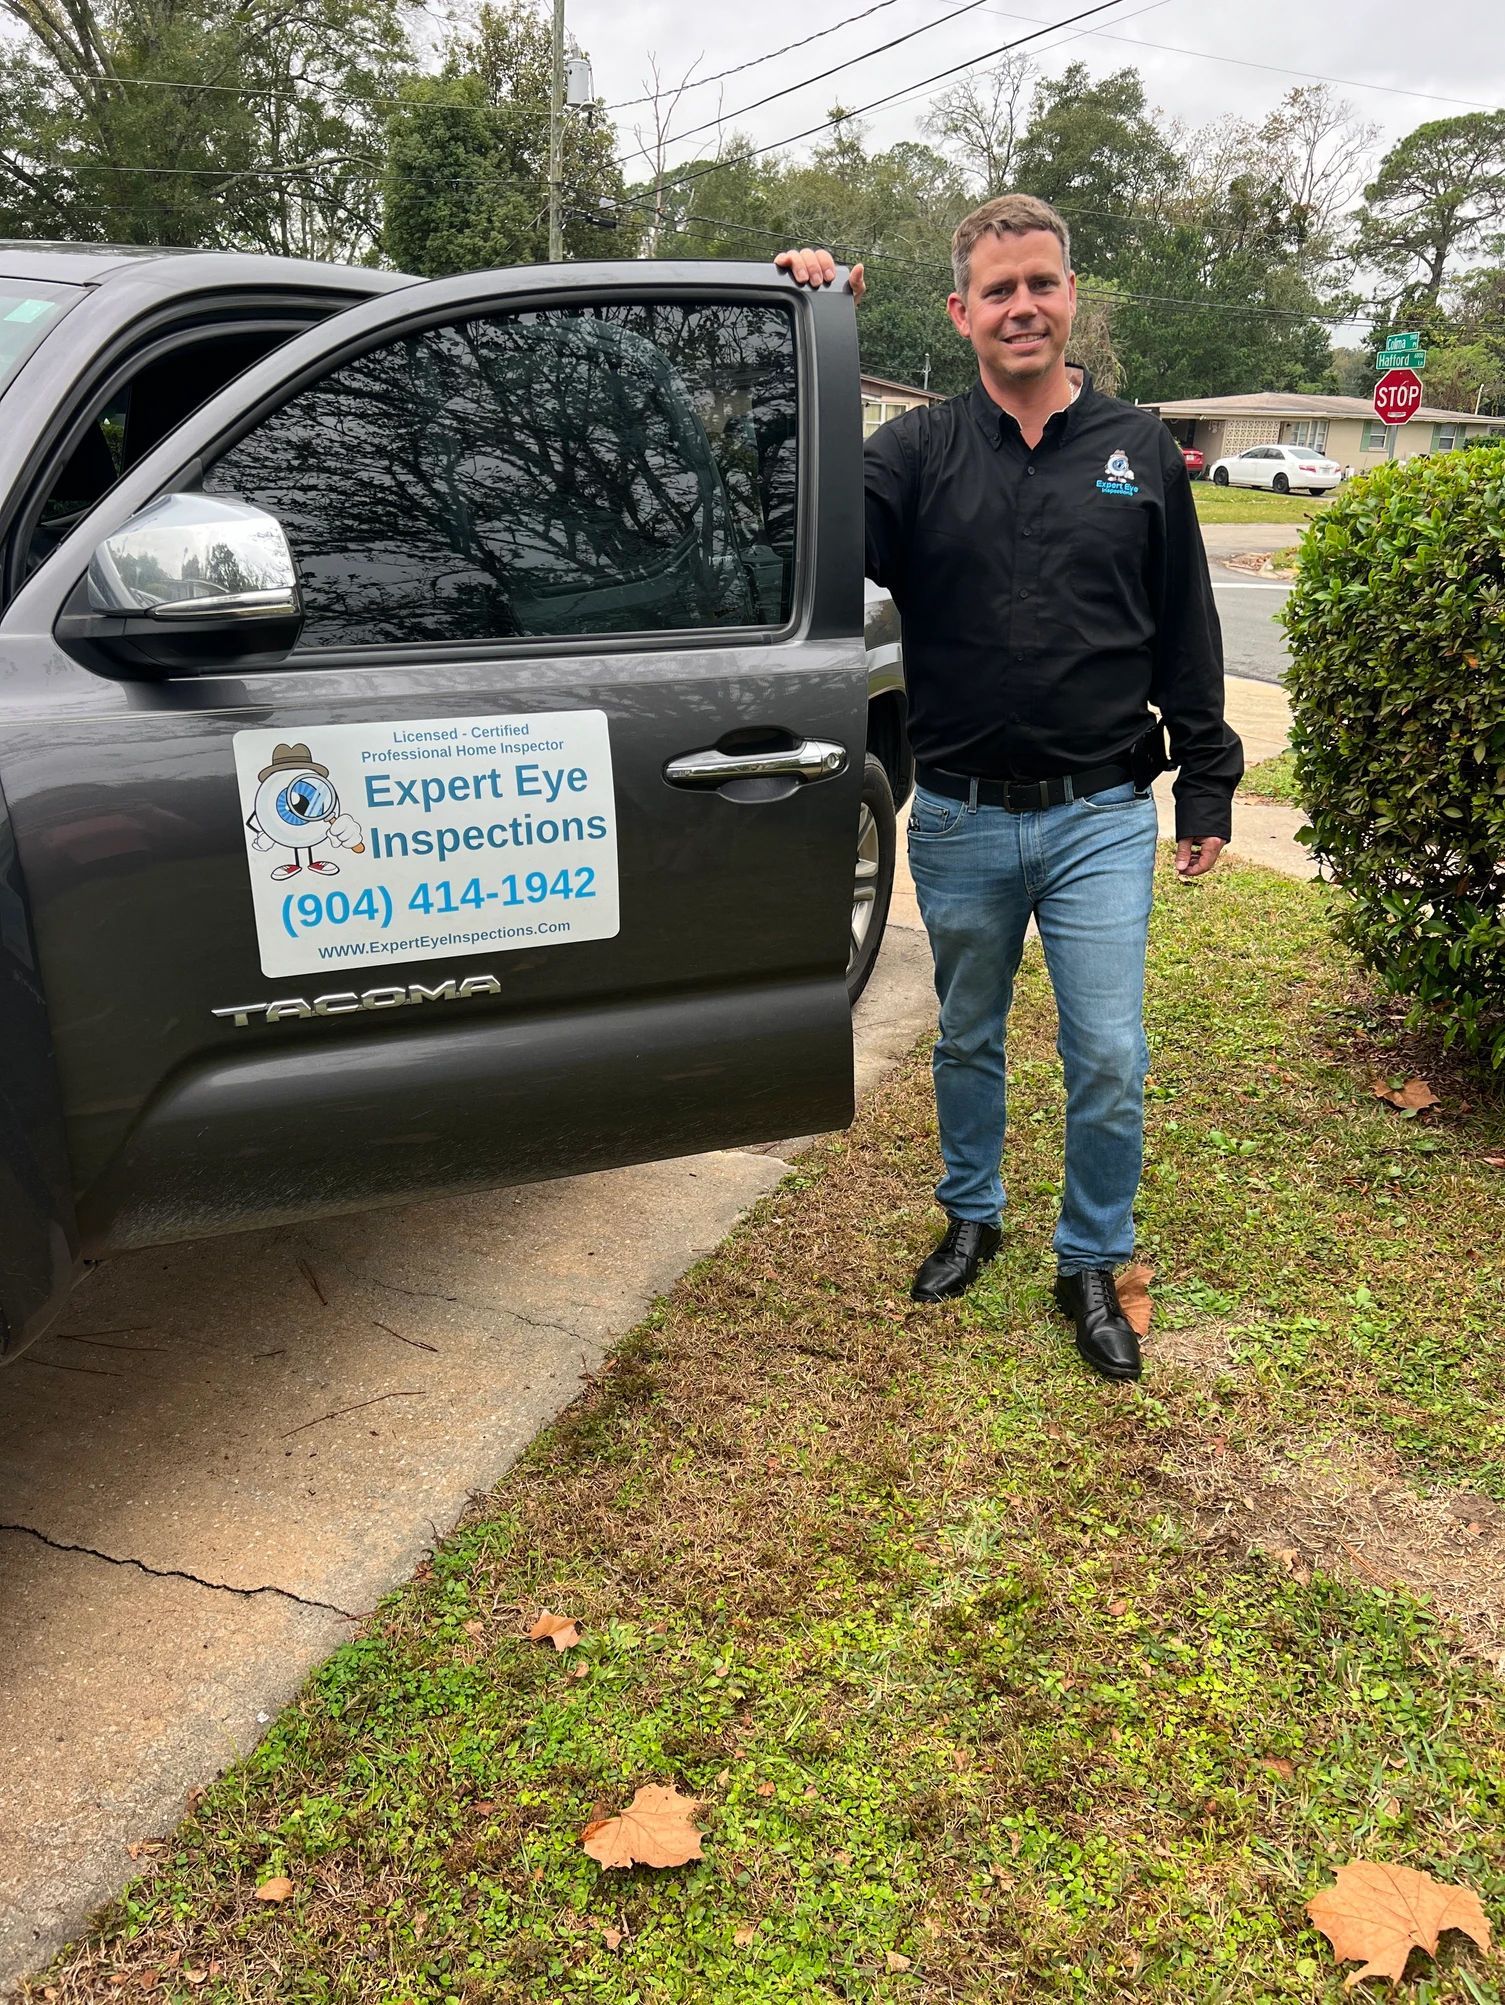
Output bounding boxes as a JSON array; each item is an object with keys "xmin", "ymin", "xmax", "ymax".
[{"xmin": 906, "ymin": 777, "xmax": 1158, "ymax": 1272}]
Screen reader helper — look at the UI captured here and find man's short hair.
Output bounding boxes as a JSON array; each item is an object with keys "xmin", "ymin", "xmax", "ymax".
[{"xmin": 951, "ymin": 194, "xmax": 1072, "ymax": 297}]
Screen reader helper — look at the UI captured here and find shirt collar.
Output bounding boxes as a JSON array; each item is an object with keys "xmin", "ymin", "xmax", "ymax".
[{"xmin": 969, "ymin": 365, "xmax": 1096, "ymax": 449}]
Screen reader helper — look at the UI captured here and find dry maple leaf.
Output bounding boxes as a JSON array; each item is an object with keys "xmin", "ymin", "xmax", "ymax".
[
  {"xmin": 1307, "ymin": 1860, "xmax": 1491, "ymax": 1988},
  {"xmin": 255, "ymin": 1876, "xmax": 294, "ymax": 1904},
  {"xmin": 1371, "ymin": 1077, "xmax": 1439, "ymax": 1112},
  {"xmin": 528, "ymin": 1609, "xmax": 582, "ymax": 1651},
  {"xmin": 581, "ymin": 1784, "xmax": 705, "ymax": 1869},
  {"xmin": 1115, "ymin": 1264, "xmax": 1154, "ymax": 1338}
]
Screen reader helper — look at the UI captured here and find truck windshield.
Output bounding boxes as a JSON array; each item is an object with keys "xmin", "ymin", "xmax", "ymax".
[{"xmin": 0, "ymin": 279, "xmax": 80, "ymax": 395}]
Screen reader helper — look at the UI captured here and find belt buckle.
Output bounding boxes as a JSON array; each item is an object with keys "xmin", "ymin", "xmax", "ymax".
[{"xmin": 1005, "ymin": 778, "xmax": 1051, "ymax": 813}]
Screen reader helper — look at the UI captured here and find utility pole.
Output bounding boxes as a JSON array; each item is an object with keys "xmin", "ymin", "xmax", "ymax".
[{"xmin": 547, "ymin": 0, "xmax": 565, "ymax": 262}]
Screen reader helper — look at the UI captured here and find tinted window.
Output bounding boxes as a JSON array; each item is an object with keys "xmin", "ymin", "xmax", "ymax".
[
  {"xmin": 0, "ymin": 279, "xmax": 79, "ymax": 396},
  {"xmin": 203, "ymin": 302, "xmax": 799, "ymax": 649}
]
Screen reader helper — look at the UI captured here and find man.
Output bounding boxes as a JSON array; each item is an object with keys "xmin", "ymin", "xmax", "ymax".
[{"xmin": 777, "ymin": 195, "xmax": 1242, "ymax": 1383}]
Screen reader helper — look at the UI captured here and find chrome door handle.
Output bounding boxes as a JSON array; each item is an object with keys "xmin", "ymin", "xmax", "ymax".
[{"xmin": 664, "ymin": 739, "xmax": 848, "ymax": 786}]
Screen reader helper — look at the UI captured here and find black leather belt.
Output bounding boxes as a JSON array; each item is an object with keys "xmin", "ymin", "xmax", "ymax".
[{"xmin": 915, "ymin": 759, "xmax": 1136, "ymax": 813}]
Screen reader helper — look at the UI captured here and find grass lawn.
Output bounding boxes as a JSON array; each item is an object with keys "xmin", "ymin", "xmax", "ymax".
[
  {"xmin": 1239, "ymin": 751, "xmax": 1301, "ymax": 804},
  {"xmin": 1192, "ymin": 485, "xmax": 1336, "ymax": 527},
  {"xmin": 32, "ymin": 860, "xmax": 1505, "ymax": 2004}
]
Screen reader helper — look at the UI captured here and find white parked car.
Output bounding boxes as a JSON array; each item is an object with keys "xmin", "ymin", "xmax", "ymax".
[{"xmin": 1209, "ymin": 443, "xmax": 1343, "ymax": 495}]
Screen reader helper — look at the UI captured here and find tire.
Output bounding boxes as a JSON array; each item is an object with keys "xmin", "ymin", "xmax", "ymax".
[
  {"xmin": 1272, "ymin": 472, "xmax": 1290, "ymax": 494},
  {"xmin": 847, "ymin": 752, "xmax": 895, "ymax": 1007},
  {"xmin": 1307, "ymin": 488, "xmax": 1323, "ymax": 496},
  {"xmin": 1212, "ymin": 465, "xmax": 1229, "ymax": 486}
]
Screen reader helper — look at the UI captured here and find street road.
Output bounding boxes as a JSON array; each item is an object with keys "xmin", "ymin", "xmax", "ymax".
[{"xmin": 1209, "ymin": 561, "xmax": 1292, "ymax": 686}]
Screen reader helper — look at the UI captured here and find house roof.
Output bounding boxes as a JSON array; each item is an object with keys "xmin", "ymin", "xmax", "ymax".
[
  {"xmin": 1145, "ymin": 390, "xmax": 1505, "ymax": 427},
  {"xmin": 860, "ymin": 372, "xmax": 941, "ymax": 401}
]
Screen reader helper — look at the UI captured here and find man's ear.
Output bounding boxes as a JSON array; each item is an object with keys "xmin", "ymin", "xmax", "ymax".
[{"xmin": 946, "ymin": 291, "xmax": 969, "ymax": 339}]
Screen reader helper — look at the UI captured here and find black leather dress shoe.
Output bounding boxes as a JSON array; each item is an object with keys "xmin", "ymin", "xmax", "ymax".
[
  {"xmin": 1053, "ymin": 1268, "xmax": 1142, "ymax": 1381},
  {"xmin": 911, "ymin": 1218, "xmax": 1002, "ymax": 1302}
]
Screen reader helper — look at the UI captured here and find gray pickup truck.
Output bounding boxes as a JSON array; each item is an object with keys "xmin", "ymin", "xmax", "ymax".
[{"xmin": 0, "ymin": 246, "xmax": 910, "ymax": 1365}]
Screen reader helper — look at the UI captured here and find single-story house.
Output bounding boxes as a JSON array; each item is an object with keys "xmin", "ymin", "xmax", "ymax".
[
  {"xmin": 861, "ymin": 372, "xmax": 940, "ymax": 438},
  {"xmin": 1142, "ymin": 390, "xmax": 1505, "ymax": 474}
]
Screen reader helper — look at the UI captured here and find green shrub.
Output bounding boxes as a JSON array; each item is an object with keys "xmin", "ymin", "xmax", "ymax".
[{"xmin": 1280, "ymin": 444, "xmax": 1505, "ymax": 1069}]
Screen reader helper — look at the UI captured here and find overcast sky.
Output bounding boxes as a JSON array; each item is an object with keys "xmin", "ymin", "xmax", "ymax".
[{"xmin": 572, "ymin": 0, "xmax": 1504, "ymax": 192}]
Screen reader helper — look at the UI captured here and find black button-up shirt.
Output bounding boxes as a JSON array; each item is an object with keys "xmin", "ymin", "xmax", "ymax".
[{"xmin": 864, "ymin": 371, "xmax": 1243, "ymax": 840}]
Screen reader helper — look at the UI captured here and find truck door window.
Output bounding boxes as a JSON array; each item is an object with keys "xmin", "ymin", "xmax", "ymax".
[
  {"xmin": 201, "ymin": 301, "xmax": 800, "ymax": 649},
  {"xmin": 24, "ymin": 327, "xmax": 312, "ymax": 578}
]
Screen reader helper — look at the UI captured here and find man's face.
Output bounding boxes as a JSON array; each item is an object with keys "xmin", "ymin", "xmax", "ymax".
[{"xmin": 947, "ymin": 229, "xmax": 1076, "ymax": 385}]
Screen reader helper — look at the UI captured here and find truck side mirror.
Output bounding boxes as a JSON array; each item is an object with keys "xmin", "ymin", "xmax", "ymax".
[{"xmin": 61, "ymin": 493, "xmax": 304, "ymax": 675}]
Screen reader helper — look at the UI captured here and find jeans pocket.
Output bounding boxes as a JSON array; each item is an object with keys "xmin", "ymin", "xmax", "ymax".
[
  {"xmin": 907, "ymin": 785, "xmax": 962, "ymax": 838},
  {"xmin": 1077, "ymin": 780, "xmax": 1151, "ymax": 810}
]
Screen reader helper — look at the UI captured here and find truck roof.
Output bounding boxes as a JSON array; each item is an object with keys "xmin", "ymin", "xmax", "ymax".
[{"xmin": 0, "ymin": 240, "xmax": 411, "ymax": 295}]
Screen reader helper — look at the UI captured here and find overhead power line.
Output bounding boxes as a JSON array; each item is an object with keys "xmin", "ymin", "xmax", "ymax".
[
  {"xmin": 603, "ymin": 0, "xmax": 916, "ymax": 113},
  {"xmin": 906, "ymin": 0, "xmax": 1503, "ymax": 113},
  {"xmin": 618, "ymin": 0, "xmax": 999, "ymax": 162},
  {"xmin": 630, "ymin": 0, "xmax": 1136, "ymax": 204}
]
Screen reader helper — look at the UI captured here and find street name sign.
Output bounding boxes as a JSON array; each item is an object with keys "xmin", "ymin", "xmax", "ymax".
[
  {"xmin": 1373, "ymin": 368, "xmax": 1424, "ymax": 426},
  {"xmin": 1374, "ymin": 348, "xmax": 1427, "ymax": 371}
]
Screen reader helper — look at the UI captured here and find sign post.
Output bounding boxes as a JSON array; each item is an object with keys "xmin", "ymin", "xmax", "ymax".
[{"xmin": 1373, "ymin": 368, "xmax": 1424, "ymax": 428}]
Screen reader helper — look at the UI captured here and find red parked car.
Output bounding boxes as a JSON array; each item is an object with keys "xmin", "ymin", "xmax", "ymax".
[{"xmin": 1179, "ymin": 445, "xmax": 1206, "ymax": 478}]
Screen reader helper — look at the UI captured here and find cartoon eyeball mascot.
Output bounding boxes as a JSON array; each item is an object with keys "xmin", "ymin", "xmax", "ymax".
[{"xmin": 247, "ymin": 740, "xmax": 364, "ymax": 882}]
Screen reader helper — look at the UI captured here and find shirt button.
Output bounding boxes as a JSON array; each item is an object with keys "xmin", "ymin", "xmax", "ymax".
[
  {"xmin": 1018, "ymin": 588, "xmax": 1030, "ymax": 600},
  {"xmin": 1026, "ymin": 466, "xmax": 1036, "ymax": 477},
  {"xmin": 1022, "ymin": 527, "xmax": 1033, "ymax": 538}
]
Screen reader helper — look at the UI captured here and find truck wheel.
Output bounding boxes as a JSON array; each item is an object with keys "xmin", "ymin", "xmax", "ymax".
[{"xmin": 848, "ymin": 753, "xmax": 895, "ymax": 1007}]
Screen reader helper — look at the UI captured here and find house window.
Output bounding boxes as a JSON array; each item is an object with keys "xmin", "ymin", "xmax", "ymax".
[
  {"xmin": 1287, "ymin": 419, "xmax": 1329, "ymax": 450},
  {"xmin": 1432, "ymin": 422, "xmax": 1464, "ymax": 451},
  {"xmin": 1361, "ymin": 421, "xmax": 1394, "ymax": 454}
]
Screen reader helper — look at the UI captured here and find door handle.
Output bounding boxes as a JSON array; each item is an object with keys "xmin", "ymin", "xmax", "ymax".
[{"xmin": 664, "ymin": 739, "xmax": 848, "ymax": 786}]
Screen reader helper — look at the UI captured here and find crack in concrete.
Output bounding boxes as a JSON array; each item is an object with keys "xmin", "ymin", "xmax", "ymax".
[
  {"xmin": 0, "ymin": 1521, "xmax": 363, "ymax": 1621},
  {"xmin": 344, "ymin": 1263, "xmax": 584, "ymax": 1342}
]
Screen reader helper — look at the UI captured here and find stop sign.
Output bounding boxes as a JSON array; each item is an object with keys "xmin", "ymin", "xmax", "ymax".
[{"xmin": 1373, "ymin": 367, "xmax": 1423, "ymax": 426}]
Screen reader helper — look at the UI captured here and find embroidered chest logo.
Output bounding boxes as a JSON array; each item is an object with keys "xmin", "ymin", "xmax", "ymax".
[{"xmin": 1096, "ymin": 448, "xmax": 1139, "ymax": 498}]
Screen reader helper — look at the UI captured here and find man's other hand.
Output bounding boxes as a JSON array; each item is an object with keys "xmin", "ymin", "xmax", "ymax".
[
  {"xmin": 1175, "ymin": 836, "xmax": 1225, "ymax": 879},
  {"xmin": 775, "ymin": 248, "xmax": 865, "ymax": 304}
]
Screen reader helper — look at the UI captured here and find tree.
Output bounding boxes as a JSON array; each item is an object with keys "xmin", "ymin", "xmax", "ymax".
[
  {"xmin": 0, "ymin": 0, "xmax": 412, "ymax": 257},
  {"xmin": 1258, "ymin": 85, "xmax": 1378, "ymax": 261},
  {"xmin": 1353, "ymin": 110, "xmax": 1505, "ymax": 307},
  {"xmin": 382, "ymin": 0, "xmax": 622, "ymax": 275},
  {"xmin": 1012, "ymin": 62, "xmax": 1180, "ymax": 275},
  {"xmin": 923, "ymin": 52, "xmax": 1034, "ymax": 198}
]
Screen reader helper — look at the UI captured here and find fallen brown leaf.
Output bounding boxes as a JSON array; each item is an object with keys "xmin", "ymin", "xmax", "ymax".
[
  {"xmin": 756, "ymin": 1781, "xmax": 776, "ymax": 1798},
  {"xmin": 1481, "ymin": 1156, "xmax": 1505, "ymax": 1170},
  {"xmin": 1107, "ymin": 1597, "xmax": 1129, "ymax": 1618},
  {"xmin": 733, "ymin": 1924, "xmax": 758, "ymax": 1946},
  {"xmin": 463, "ymin": 1620, "xmax": 485, "ymax": 1638},
  {"xmin": 1260, "ymin": 1757, "xmax": 1295, "ymax": 1780},
  {"xmin": 255, "ymin": 1876, "xmax": 294, "ymax": 1904},
  {"xmin": 581, "ymin": 1784, "xmax": 705, "ymax": 1869},
  {"xmin": 1115, "ymin": 1263, "xmax": 1154, "ymax": 1337},
  {"xmin": 529, "ymin": 1609, "xmax": 582, "ymax": 1651},
  {"xmin": 1307, "ymin": 1860, "xmax": 1491, "ymax": 1988},
  {"xmin": 1372, "ymin": 1077, "xmax": 1439, "ymax": 1112},
  {"xmin": 886, "ymin": 1951, "xmax": 913, "ymax": 1972},
  {"xmin": 125, "ymin": 1840, "xmax": 165, "ymax": 1860},
  {"xmin": 602, "ymin": 1926, "xmax": 623, "ymax": 1950},
  {"xmin": 183, "ymin": 1972, "xmax": 208, "ymax": 1989},
  {"xmin": 471, "ymin": 1801, "xmax": 500, "ymax": 1816}
]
